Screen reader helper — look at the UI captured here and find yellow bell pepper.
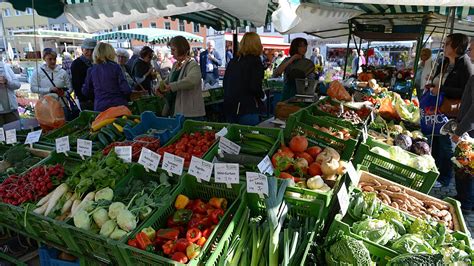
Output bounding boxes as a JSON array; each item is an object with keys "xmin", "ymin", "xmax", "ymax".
[
  {"xmin": 91, "ymin": 118, "xmax": 115, "ymax": 131},
  {"xmin": 134, "ymin": 119, "xmax": 141, "ymax": 124},
  {"xmin": 113, "ymin": 122, "xmax": 124, "ymax": 133},
  {"xmin": 174, "ymin": 194, "xmax": 190, "ymax": 209}
]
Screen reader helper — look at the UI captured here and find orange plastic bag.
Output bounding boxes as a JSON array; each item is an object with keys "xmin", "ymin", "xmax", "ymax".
[
  {"xmin": 35, "ymin": 95, "xmax": 66, "ymax": 131},
  {"xmin": 379, "ymin": 97, "xmax": 400, "ymax": 121},
  {"xmin": 327, "ymin": 81, "xmax": 352, "ymax": 101},
  {"xmin": 92, "ymin": 105, "xmax": 132, "ymax": 130}
]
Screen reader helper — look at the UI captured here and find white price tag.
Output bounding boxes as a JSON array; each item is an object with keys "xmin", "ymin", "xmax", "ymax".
[
  {"xmin": 257, "ymin": 155, "xmax": 274, "ymax": 175},
  {"xmin": 214, "ymin": 163, "xmax": 239, "ymax": 187},
  {"xmin": 5, "ymin": 129, "xmax": 16, "ymax": 144},
  {"xmin": 24, "ymin": 129, "xmax": 42, "ymax": 145},
  {"xmin": 219, "ymin": 137, "xmax": 240, "ymax": 155},
  {"xmin": 337, "ymin": 183, "xmax": 350, "ymax": 217},
  {"xmin": 215, "ymin": 127, "xmax": 228, "ymax": 139},
  {"xmin": 162, "ymin": 152, "xmax": 184, "ymax": 176},
  {"xmin": 77, "ymin": 139, "xmax": 92, "ymax": 158},
  {"xmin": 346, "ymin": 162, "xmax": 360, "ymax": 185},
  {"xmin": 246, "ymin": 172, "xmax": 268, "ymax": 198},
  {"xmin": 115, "ymin": 146, "xmax": 132, "ymax": 163},
  {"xmin": 188, "ymin": 156, "xmax": 213, "ymax": 182},
  {"xmin": 55, "ymin": 136, "xmax": 70, "ymax": 153},
  {"xmin": 0, "ymin": 128, "xmax": 4, "ymax": 142},
  {"xmin": 138, "ymin": 147, "xmax": 161, "ymax": 172}
]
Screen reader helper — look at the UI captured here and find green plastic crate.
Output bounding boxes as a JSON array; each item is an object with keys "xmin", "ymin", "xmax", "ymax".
[
  {"xmin": 42, "ymin": 111, "xmax": 98, "ymax": 142},
  {"xmin": 285, "ymin": 109, "xmax": 360, "ymax": 161},
  {"xmin": 205, "ymin": 181, "xmax": 325, "ymax": 266},
  {"xmin": 130, "ymin": 96, "xmax": 166, "ymax": 115},
  {"xmin": 306, "ymin": 98, "xmax": 372, "ymax": 128},
  {"xmin": 353, "ymin": 138, "xmax": 439, "ymax": 193},
  {"xmin": 63, "ymin": 163, "xmax": 179, "ymax": 265},
  {"xmin": 118, "ymin": 174, "xmax": 244, "ymax": 265}
]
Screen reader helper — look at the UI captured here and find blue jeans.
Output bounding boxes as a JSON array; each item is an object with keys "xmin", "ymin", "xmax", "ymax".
[
  {"xmin": 204, "ymin": 73, "xmax": 218, "ymax": 86},
  {"xmin": 226, "ymin": 113, "xmax": 260, "ymax": 126},
  {"xmin": 455, "ymin": 170, "xmax": 474, "ymax": 209},
  {"xmin": 430, "ymin": 135, "xmax": 454, "ymax": 186}
]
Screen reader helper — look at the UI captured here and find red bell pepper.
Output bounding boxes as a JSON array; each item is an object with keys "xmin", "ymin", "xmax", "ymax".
[
  {"xmin": 136, "ymin": 232, "xmax": 152, "ymax": 250},
  {"xmin": 175, "ymin": 238, "xmax": 191, "ymax": 252},
  {"xmin": 188, "ymin": 199, "xmax": 207, "ymax": 214},
  {"xmin": 209, "ymin": 197, "xmax": 227, "ymax": 210},
  {"xmin": 186, "ymin": 228, "xmax": 202, "ymax": 243},
  {"xmin": 196, "ymin": 237, "xmax": 206, "ymax": 247},
  {"xmin": 162, "ymin": 240, "xmax": 176, "ymax": 255},
  {"xmin": 210, "ymin": 209, "xmax": 224, "ymax": 224},
  {"xmin": 171, "ymin": 252, "xmax": 189, "ymax": 263},
  {"xmin": 155, "ymin": 228, "xmax": 180, "ymax": 241},
  {"xmin": 202, "ymin": 226, "xmax": 215, "ymax": 239},
  {"xmin": 128, "ymin": 238, "xmax": 138, "ymax": 248}
]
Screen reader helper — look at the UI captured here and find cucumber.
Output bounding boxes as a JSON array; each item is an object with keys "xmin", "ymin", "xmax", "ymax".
[
  {"xmin": 98, "ymin": 133, "xmax": 109, "ymax": 147},
  {"xmin": 89, "ymin": 132, "xmax": 99, "ymax": 141},
  {"xmin": 243, "ymin": 133, "xmax": 275, "ymax": 146},
  {"xmin": 218, "ymin": 152, "xmax": 263, "ymax": 164},
  {"xmin": 114, "ymin": 118, "xmax": 128, "ymax": 127},
  {"xmin": 108, "ymin": 123, "xmax": 121, "ymax": 136},
  {"xmin": 101, "ymin": 127, "xmax": 117, "ymax": 142},
  {"xmin": 239, "ymin": 145, "xmax": 267, "ymax": 156},
  {"xmin": 242, "ymin": 140, "xmax": 272, "ymax": 151}
]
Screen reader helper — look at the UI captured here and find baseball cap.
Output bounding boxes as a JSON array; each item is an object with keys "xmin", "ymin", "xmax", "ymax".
[{"xmin": 81, "ymin": 38, "xmax": 97, "ymax": 50}]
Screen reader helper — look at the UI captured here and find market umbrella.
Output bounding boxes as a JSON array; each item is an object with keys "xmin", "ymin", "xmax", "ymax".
[
  {"xmin": 93, "ymin": 28, "xmax": 204, "ymax": 44},
  {"xmin": 7, "ymin": 43, "xmax": 14, "ymax": 61},
  {"xmin": 327, "ymin": 0, "xmax": 474, "ymax": 6},
  {"xmin": 28, "ymin": 42, "xmax": 33, "ymax": 52}
]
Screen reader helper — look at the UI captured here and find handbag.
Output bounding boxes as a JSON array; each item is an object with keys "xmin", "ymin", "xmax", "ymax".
[
  {"xmin": 419, "ymin": 90, "xmax": 449, "ymax": 135},
  {"xmin": 41, "ymin": 68, "xmax": 80, "ymax": 121},
  {"xmin": 439, "ymin": 97, "xmax": 461, "ymax": 118}
]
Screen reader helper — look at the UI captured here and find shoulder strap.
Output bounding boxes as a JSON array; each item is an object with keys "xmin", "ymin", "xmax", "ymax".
[{"xmin": 41, "ymin": 68, "xmax": 56, "ymax": 87}]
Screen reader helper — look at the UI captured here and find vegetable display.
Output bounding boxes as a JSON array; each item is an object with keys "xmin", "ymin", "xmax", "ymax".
[
  {"xmin": 451, "ymin": 139, "xmax": 473, "ymax": 175},
  {"xmin": 325, "ymin": 233, "xmax": 373, "ymax": 265},
  {"xmin": 0, "ymin": 145, "xmax": 43, "ymax": 180},
  {"xmin": 127, "ymin": 195, "xmax": 228, "ymax": 263},
  {"xmin": 103, "ymin": 136, "xmax": 160, "ymax": 162},
  {"xmin": 316, "ymin": 101, "xmax": 371, "ymax": 125},
  {"xmin": 370, "ymin": 145, "xmax": 436, "ymax": 173}
]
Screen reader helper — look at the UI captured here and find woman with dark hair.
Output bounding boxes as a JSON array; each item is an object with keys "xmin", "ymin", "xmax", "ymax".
[
  {"xmin": 427, "ymin": 33, "xmax": 473, "ymax": 188},
  {"xmin": 273, "ymin": 37, "xmax": 314, "ymax": 101},
  {"xmin": 132, "ymin": 46, "xmax": 155, "ymax": 94},
  {"xmin": 159, "ymin": 36, "xmax": 205, "ymax": 119}
]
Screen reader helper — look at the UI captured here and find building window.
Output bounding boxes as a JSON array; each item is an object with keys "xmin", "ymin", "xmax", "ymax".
[
  {"xmin": 6, "ymin": 28, "xmax": 13, "ymax": 35},
  {"xmin": 238, "ymin": 26, "xmax": 246, "ymax": 33},
  {"xmin": 264, "ymin": 23, "xmax": 271, "ymax": 32},
  {"xmin": 249, "ymin": 26, "xmax": 257, "ymax": 32},
  {"xmin": 164, "ymin": 22, "xmax": 171, "ymax": 30},
  {"xmin": 52, "ymin": 24, "xmax": 61, "ymax": 31},
  {"xmin": 4, "ymin": 8, "xmax": 11, "ymax": 17},
  {"xmin": 193, "ymin": 23, "xmax": 200, "ymax": 33},
  {"xmin": 64, "ymin": 23, "xmax": 72, "ymax": 32},
  {"xmin": 179, "ymin": 20, "xmax": 185, "ymax": 31},
  {"xmin": 26, "ymin": 8, "xmax": 33, "ymax": 15},
  {"xmin": 15, "ymin": 10, "xmax": 21, "ymax": 16},
  {"xmin": 150, "ymin": 22, "xmax": 157, "ymax": 28},
  {"xmin": 137, "ymin": 22, "xmax": 143, "ymax": 28}
]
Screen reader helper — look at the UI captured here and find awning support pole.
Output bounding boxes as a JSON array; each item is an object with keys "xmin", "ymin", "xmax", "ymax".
[
  {"xmin": 343, "ymin": 21, "xmax": 352, "ymax": 78},
  {"xmin": 232, "ymin": 29, "xmax": 238, "ymax": 56},
  {"xmin": 411, "ymin": 16, "xmax": 428, "ymax": 99},
  {"xmin": 450, "ymin": 7, "xmax": 455, "ymax": 34}
]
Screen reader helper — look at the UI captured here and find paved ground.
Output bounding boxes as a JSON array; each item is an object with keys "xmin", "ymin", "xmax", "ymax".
[{"xmin": 429, "ymin": 181, "xmax": 474, "ymax": 236}]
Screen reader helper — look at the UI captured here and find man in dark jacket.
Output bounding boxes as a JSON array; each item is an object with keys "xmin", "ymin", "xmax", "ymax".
[
  {"xmin": 71, "ymin": 38, "xmax": 96, "ymax": 110},
  {"xmin": 200, "ymin": 40, "xmax": 222, "ymax": 86}
]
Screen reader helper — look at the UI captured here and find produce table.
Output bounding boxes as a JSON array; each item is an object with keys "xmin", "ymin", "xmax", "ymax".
[{"xmin": 0, "ymin": 98, "xmax": 472, "ymax": 265}]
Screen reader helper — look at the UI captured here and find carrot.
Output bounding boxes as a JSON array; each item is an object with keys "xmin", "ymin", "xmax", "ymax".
[{"xmin": 44, "ymin": 183, "xmax": 69, "ymax": 217}]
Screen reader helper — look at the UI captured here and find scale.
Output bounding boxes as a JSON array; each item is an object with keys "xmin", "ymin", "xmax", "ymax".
[{"xmin": 288, "ymin": 78, "xmax": 319, "ymax": 103}]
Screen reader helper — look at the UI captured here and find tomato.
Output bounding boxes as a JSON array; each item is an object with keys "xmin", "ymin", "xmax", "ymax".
[
  {"xmin": 279, "ymin": 145, "xmax": 294, "ymax": 158},
  {"xmin": 279, "ymin": 172, "xmax": 295, "ymax": 180},
  {"xmin": 308, "ymin": 162, "xmax": 322, "ymax": 176},
  {"xmin": 175, "ymin": 238, "xmax": 191, "ymax": 252},
  {"xmin": 289, "ymin": 135, "xmax": 308, "ymax": 153},
  {"xmin": 271, "ymin": 152, "xmax": 292, "ymax": 171},
  {"xmin": 306, "ymin": 146, "xmax": 322, "ymax": 159},
  {"xmin": 295, "ymin": 152, "xmax": 314, "ymax": 164}
]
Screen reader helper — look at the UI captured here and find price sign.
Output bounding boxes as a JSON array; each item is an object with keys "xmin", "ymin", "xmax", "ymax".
[
  {"xmin": 115, "ymin": 146, "xmax": 132, "ymax": 163},
  {"xmin": 215, "ymin": 127, "xmax": 228, "ymax": 139},
  {"xmin": 162, "ymin": 152, "xmax": 184, "ymax": 176},
  {"xmin": 24, "ymin": 129, "xmax": 42, "ymax": 145},
  {"xmin": 346, "ymin": 162, "xmax": 360, "ymax": 185},
  {"xmin": 55, "ymin": 136, "xmax": 70, "ymax": 153},
  {"xmin": 5, "ymin": 129, "xmax": 16, "ymax": 144},
  {"xmin": 257, "ymin": 155, "xmax": 274, "ymax": 175},
  {"xmin": 246, "ymin": 172, "xmax": 268, "ymax": 198},
  {"xmin": 214, "ymin": 163, "xmax": 239, "ymax": 187},
  {"xmin": 188, "ymin": 156, "xmax": 213, "ymax": 182},
  {"xmin": 138, "ymin": 148, "xmax": 161, "ymax": 172},
  {"xmin": 219, "ymin": 137, "xmax": 240, "ymax": 155},
  {"xmin": 0, "ymin": 128, "xmax": 4, "ymax": 142},
  {"xmin": 77, "ymin": 139, "xmax": 92, "ymax": 158},
  {"xmin": 337, "ymin": 183, "xmax": 350, "ymax": 216}
]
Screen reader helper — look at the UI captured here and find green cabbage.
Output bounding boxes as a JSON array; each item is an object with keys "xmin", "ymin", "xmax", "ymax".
[
  {"xmin": 353, "ymin": 218, "xmax": 399, "ymax": 245},
  {"xmin": 325, "ymin": 234, "xmax": 373, "ymax": 265},
  {"xmin": 391, "ymin": 234, "xmax": 435, "ymax": 254},
  {"xmin": 388, "ymin": 146, "xmax": 410, "ymax": 165},
  {"xmin": 370, "ymin": 147, "xmax": 390, "ymax": 158}
]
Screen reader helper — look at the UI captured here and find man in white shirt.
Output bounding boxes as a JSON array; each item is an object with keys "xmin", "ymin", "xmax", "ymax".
[{"xmin": 0, "ymin": 57, "xmax": 21, "ymax": 126}]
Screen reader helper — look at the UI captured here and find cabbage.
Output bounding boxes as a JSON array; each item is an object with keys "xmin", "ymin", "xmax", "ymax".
[
  {"xmin": 110, "ymin": 228, "xmax": 127, "ymax": 240},
  {"xmin": 353, "ymin": 218, "xmax": 399, "ymax": 245},
  {"xmin": 388, "ymin": 146, "xmax": 410, "ymax": 165},
  {"xmin": 108, "ymin": 202, "xmax": 126, "ymax": 220},
  {"xmin": 411, "ymin": 141, "xmax": 430, "ymax": 155},
  {"xmin": 116, "ymin": 209, "xmax": 137, "ymax": 232},
  {"xmin": 421, "ymin": 155, "xmax": 436, "ymax": 171},
  {"xmin": 100, "ymin": 220, "xmax": 116, "ymax": 237},
  {"xmin": 370, "ymin": 147, "xmax": 390, "ymax": 158},
  {"xmin": 391, "ymin": 234, "xmax": 435, "ymax": 254},
  {"xmin": 92, "ymin": 208, "xmax": 110, "ymax": 228},
  {"xmin": 394, "ymin": 134, "xmax": 413, "ymax": 150},
  {"xmin": 73, "ymin": 210, "xmax": 91, "ymax": 230},
  {"xmin": 95, "ymin": 187, "xmax": 114, "ymax": 201}
]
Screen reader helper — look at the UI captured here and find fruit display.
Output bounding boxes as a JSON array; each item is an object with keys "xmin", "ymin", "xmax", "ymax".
[{"xmin": 158, "ymin": 130, "xmax": 216, "ymax": 167}]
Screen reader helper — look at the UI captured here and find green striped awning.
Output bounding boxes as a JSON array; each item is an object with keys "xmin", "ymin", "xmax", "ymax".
[
  {"xmin": 93, "ymin": 28, "xmax": 204, "ymax": 43},
  {"xmin": 351, "ymin": 4, "xmax": 474, "ymax": 18}
]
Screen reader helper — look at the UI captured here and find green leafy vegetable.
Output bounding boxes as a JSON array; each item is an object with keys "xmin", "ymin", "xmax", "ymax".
[
  {"xmin": 352, "ymin": 218, "xmax": 399, "ymax": 245},
  {"xmin": 325, "ymin": 233, "xmax": 373, "ymax": 266}
]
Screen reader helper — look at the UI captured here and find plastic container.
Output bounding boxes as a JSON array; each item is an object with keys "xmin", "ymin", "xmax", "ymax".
[
  {"xmin": 123, "ymin": 111, "xmax": 184, "ymax": 144},
  {"xmin": 39, "ymin": 246, "xmax": 80, "ymax": 266},
  {"xmin": 118, "ymin": 174, "xmax": 244, "ymax": 265},
  {"xmin": 42, "ymin": 111, "xmax": 98, "ymax": 142},
  {"xmin": 129, "ymin": 96, "xmax": 166, "ymax": 115},
  {"xmin": 352, "ymin": 138, "xmax": 439, "ymax": 193},
  {"xmin": 307, "ymin": 98, "xmax": 372, "ymax": 128}
]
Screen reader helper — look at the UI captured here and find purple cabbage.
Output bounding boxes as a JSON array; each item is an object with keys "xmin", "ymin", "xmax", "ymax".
[
  {"xmin": 411, "ymin": 141, "xmax": 431, "ymax": 155},
  {"xmin": 394, "ymin": 134, "xmax": 413, "ymax": 151}
]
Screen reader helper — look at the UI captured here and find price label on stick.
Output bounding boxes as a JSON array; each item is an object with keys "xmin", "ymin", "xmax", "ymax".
[
  {"xmin": 246, "ymin": 172, "xmax": 268, "ymax": 198},
  {"xmin": 5, "ymin": 129, "xmax": 16, "ymax": 144},
  {"xmin": 0, "ymin": 128, "xmax": 4, "ymax": 142},
  {"xmin": 188, "ymin": 156, "xmax": 213, "ymax": 182},
  {"xmin": 219, "ymin": 137, "xmax": 240, "ymax": 155},
  {"xmin": 162, "ymin": 152, "xmax": 184, "ymax": 176},
  {"xmin": 214, "ymin": 163, "xmax": 239, "ymax": 188},
  {"xmin": 346, "ymin": 162, "xmax": 360, "ymax": 185},
  {"xmin": 115, "ymin": 146, "xmax": 132, "ymax": 163},
  {"xmin": 77, "ymin": 139, "xmax": 92, "ymax": 158},
  {"xmin": 215, "ymin": 127, "xmax": 228, "ymax": 139},
  {"xmin": 138, "ymin": 148, "xmax": 161, "ymax": 172},
  {"xmin": 257, "ymin": 155, "xmax": 274, "ymax": 175},
  {"xmin": 24, "ymin": 129, "xmax": 42, "ymax": 145},
  {"xmin": 55, "ymin": 136, "xmax": 70, "ymax": 154},
  {"xmin": 337, "ymin": 183, "xmax": 350, "ymax": 216}
]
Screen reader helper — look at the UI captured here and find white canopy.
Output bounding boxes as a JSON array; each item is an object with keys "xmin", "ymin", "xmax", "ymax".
[{"xmin": 326, "ymin": 0, "xmax": 474, "ymax": 6}]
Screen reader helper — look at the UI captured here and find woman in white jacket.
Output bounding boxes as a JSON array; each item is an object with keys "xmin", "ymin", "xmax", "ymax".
[
  {"xmin": 0, "ymin": 58, "xmax": 21, "ymax": 126},
  {"xmin": 30, "ymin": 48, "xmax": 72, "ymax": 104}
]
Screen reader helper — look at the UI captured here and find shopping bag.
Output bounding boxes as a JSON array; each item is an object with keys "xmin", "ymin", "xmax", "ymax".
[
  {"xmin": 419, "ymin": 91, "xmax": 449, "ymax": 135},
  {"xmin": 35, "ymin": 95, "xmax": 66, "ymax": 131},
  {"xmin": 60, "ymin": 91, "xmax": 80, "ymax": 121}
]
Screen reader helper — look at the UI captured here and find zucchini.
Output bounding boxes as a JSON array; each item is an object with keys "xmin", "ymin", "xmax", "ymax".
[
  {"xmin": 242, "ymin": 140, "xmax": 272, "ymax": 151},
  {"xmin": 101, "ymin": 127, "xmax": 117, "ymax": 142},
  {"xmin": 218, "ymin": 152, "xmax": 263, "ymax": 165},
  {"xmin": 243, "ymin": 133, "xmax": 275, "ymax": 146},
  {"xmin": 239, "ymin": 145, "xmax": 267, "ymax": 156},
  {"xmin": 108, "ymin": 123, "xmax": 121, "ymax": 136},
  {"xmin": 98, "ymin": 133, "xmax": 109, "ymax": 147}
]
